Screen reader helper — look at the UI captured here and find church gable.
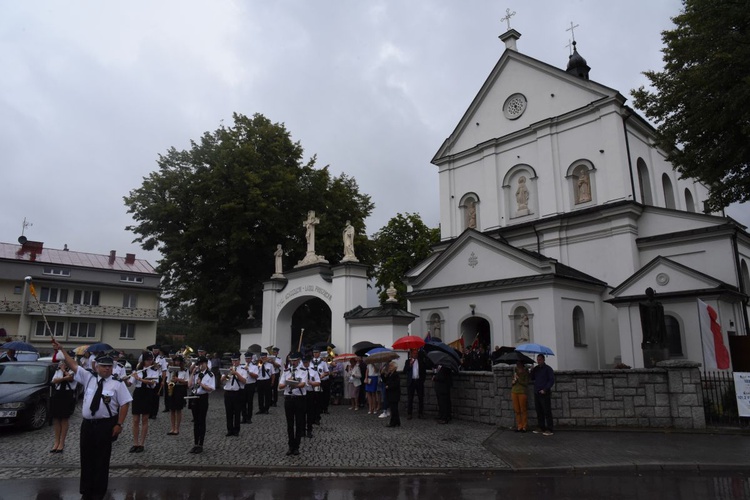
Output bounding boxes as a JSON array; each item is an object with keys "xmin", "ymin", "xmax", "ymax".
[
  {"xmin": 610, "ymin": 256, "xmax": 727, "ymax": 299},
  {"xmin": 434, "ymin": 50, "xmax": 617, "ymax": 162},
  {"xmin": 410, "ymin": 230, "xmax": 553, "ymax": 290}
]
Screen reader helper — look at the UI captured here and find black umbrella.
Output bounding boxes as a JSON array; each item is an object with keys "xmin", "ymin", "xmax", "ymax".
[
  {"xmin": 423, "ymin": 340, "xmax": 461, "ymax": 363},
  {"xmin": 353, "ymin": 341, "xmax": 383, "ymax": 357},
  {"xmin": 248, "ymin": 344, "xmax": 262, "ymax": 354},
  {"xmin": 426, "ymin": 351, "xmax": 460, "ymax": 372},
  {"xmin": 494, "ymin": 351, "xmax": 535, "ymax": 365},
  {"xmin": 1, "ymin": 341, "xmax": 37, "ymax": 352},
  {"xmin": 312, "ymin": 341, "xmax": 335, "ymax": 351},
  {"xmin": 86, "ymin": 342, "xmax": 113, "ymax": 353}
]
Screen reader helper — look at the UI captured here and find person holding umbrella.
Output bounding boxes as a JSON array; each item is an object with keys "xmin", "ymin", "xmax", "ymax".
[
  {"xmin": 511, "ymin": 361, "xmax": 530, "ymax": 432},
  {"xmin": 530, "ymin": 354, "xmax": 555, "ymax": 436},
  {"xmin": 433, "ymin": 361, "xmax": 453, "ymax": 424},
  {"xmin": 0, "ymin": 348, "xmax": 17, "ymax": 363}
]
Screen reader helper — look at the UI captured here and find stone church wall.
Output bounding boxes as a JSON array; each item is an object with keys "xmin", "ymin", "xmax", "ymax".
[{"xmin": 409, "ymin": 360, "xmax": 705, "ymax": 429}]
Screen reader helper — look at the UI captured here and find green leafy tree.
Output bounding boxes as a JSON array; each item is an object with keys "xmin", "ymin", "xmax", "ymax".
[
  {"xmin": 372, "ymin": 213, "xmax": 440, "ymax": 308},
  {"xmin": 125, "ymin": 113, "xmax": 374, "ymax": 334},
  {"xmin": 631, "ymin": 0, "xmax": 750, "ymax": 211}
]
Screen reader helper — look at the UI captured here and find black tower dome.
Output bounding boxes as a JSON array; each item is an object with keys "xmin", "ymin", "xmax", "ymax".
[{"xmin": 566, "ymin": 41, "xmax": 590, "ymax": 80}]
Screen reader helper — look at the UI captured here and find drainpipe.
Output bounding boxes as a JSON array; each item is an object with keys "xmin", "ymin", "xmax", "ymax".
[
  {"xmin": 532, "ymin": 224, "xmax": 541, "ymax": 255},
  {"xmin": 731, "ymin": 228, "xmax": 750, "ymax": 335}
]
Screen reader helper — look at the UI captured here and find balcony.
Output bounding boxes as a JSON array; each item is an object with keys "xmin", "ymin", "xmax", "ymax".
[
  {"xmin": 0, "ymin": 300, "xmax": 23, "ymax": 314},
  {"xmin": 26, "ymin": 302, "xmax": 158, "ymax": 320}
]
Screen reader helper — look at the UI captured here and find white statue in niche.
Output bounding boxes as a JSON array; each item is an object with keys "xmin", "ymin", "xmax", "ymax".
[
  {"xmin": 515, "ymin": 176, "xmax": 530, "ymax": 215},
  {"xmin": 517, "ymin": 314, "xmax": 530, "ymax": 343},
  {"xmin": 577, "ymin": 171, "xmax": 592, "ymax": 203}
]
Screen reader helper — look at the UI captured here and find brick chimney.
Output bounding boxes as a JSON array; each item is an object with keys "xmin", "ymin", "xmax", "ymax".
[
  {"xmin": 108, "ymin": 250, "xmax": 116, "ymax": 265},
  {"xmin": 125, "ymin": 253, "xmax": 136, "ymax": 264}
]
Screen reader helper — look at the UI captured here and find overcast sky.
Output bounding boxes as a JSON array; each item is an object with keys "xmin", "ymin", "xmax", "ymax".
[{"xmin": 3, "ymin": 0, "xmax": 745, "ymax": 268}]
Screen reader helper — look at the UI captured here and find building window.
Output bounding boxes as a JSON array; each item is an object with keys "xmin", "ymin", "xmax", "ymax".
[
  {"xmin": 684, "ymin": 189, "xmax": 696, "ymax": 213},
  {"xmin": 123, "ymin": 293, "xmax": 138, "ymax": 309},
  {"xmin": 69, "ymin": 322, "xmax": 97, "ymax": 339},
  {"xmin": 13, "ymin": 285, "xmax": 21, "ymax": 294},
  {"xmin": 40, "ymin": 287, "xmax": 68, "ymax": 303},
  {"xmin": 43, "ymin": 267, "xmax": 70, "ymax": 277},
  {"xmin": 120, "ymin": 323, "xmax": 136, "ymax": 340},
  {"xmin": 665, "ymin": 315, "xmax": 683, "ymax": 357},
  {"xmin": 573, "ymin": 306, "xmax": 586, "ymax": 346},
  {"xmin": 662, "ymin": 173, "xmax": 676, "ymax": 209},
  {"xmin": 120, "ymin": 275, "xmax": 144, "ymax": 284},
  {"xmin": 73, "ymin": 290, "xmax": 100, "ymax": 306},
  {"xmin": 637, "ymin": 158, "xmax": 652, "ymax": 205},
  {"xmin": 35, "ymin": 321, "xmax": 65, "ymax": 337}
]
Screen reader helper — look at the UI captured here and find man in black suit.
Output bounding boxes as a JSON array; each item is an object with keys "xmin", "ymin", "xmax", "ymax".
[{"xmin": 403, "ymin": 348, "xmax": 427, "ymax": 420}]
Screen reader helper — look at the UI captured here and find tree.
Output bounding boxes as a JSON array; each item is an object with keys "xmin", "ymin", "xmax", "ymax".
[
  {"xmin": 125, "ymin": 113, "xmax": 374, "ymax": 333},
  {"xmin": 371, "ymin": 213, "xmax": 440, "ymax": 308},
  {"xmin": 631, "ymin": 0, "xmax": 750, "ymax": 211}
]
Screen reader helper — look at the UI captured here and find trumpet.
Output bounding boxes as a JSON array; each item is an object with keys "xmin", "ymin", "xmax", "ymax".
[{"xmin": 168, "ymin": 380, "xmax": 175, "ymax": 397}]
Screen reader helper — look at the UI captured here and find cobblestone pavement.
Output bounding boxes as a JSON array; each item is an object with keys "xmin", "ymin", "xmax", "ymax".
[{"xmin": 0, "ymin": 391, "xmax": 509, "ymax": 479}]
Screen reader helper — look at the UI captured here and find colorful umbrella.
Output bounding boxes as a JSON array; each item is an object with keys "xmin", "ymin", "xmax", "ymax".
[
  {"xmin": 364, "ymin": 351, "xmax": 400, "ymax": 365},
  {"xmin": 514, "ymin": 343, "xmax": 555, "ymax": 356},
  {"xmin": 392, "ymin": 335, "xmax": 425, "ymax": 350},
  {"xmin": 74, "ymin": 345, "xmax": 91, "ymax": 355},
  {"xmin": 333, "ymin": 353, "xmax": 358, "ymax": 363}
]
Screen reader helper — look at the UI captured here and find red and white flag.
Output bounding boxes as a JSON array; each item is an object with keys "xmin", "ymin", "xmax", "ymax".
[{"xmin": 697, "ymin": 299, "xmax": 731, "ymax": 370}]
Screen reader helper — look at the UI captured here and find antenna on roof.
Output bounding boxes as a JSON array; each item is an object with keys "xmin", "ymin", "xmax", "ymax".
[{"xmin": 21, "ymin": 217, "xmax": 33, "ymax": 237}]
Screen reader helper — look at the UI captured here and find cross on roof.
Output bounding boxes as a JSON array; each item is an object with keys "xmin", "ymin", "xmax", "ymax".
[
  {"xmin": 501, "ymin": 8, "xmax": 516, "ymax": 31},
  {"xmin": 565, "ymin": 39, "xmax": 573, "ymax": 55},
  {"xmin": 566, "ymin": 21, "xmax": 579, "ymax": 42}
]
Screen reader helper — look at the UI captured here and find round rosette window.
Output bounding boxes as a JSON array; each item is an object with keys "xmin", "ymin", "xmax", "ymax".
[{"xmin": 503, "ymin": 93, "xmax": 527, "ymax": 120}]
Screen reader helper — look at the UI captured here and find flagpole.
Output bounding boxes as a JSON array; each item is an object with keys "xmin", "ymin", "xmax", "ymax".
[
  {"xmin": 25, "ymin": 277, "xmax": 55, "ymax": 339},
  {"xmin": 297, "ymin": 328, "xmax": 305, "ymax": 352}
]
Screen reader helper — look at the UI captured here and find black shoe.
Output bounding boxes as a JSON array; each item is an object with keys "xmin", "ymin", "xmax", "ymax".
[
  {"xmin": 407, "ymin": 415, "xmax": 413, "ymax": 420},
  {"xmin": 306, "ymin": 431, "xmax": 313, "ymax": 438},
  {"xmin": 162, "ymin": 409, "xmax": 169, "ymax": 413},
  {"xmin": 194, "ymin": 445, "xmax": 203, "ymax": 454},
  {"xmin": 292, "ymin": 449, "xmax": 300, "ymax": 456},
  {"xmin": 286, "ymin": 449, "xmax": 294, "ymax": 456},
  {"xmin": 189, "ymin": 446, "xmax": 198, "ymax": 454},
  {"xmin": 514, "ymin": 428, "xmax": 521, "ymax": 433},
  {"xmin": 241, "ymin": 419, "xmax": 249, "ymax": 424},
  {"xmin": 136, "ymin": 446, "xmax": 144, "ymax": 453},
  {"xmin": 149, "ymin": 416, "xmax": 156, "ymax": 420},
  {"xmin": 226, "ymin": 432, "xmax": 234, "ymax": 437},
  {"xmin": 129, "ymin": 446, "xmax": 138, "ymax": 453},
  {"xmin": 417, "ymin": 414, "xmax": 425, "ymax": 419}
]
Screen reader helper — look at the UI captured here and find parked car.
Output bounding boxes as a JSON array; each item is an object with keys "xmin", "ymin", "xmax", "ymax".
[
  {"xmin": 14, "ymin": 351, "xmax": 39, "ymax": 362},
  {"xmin": 0, "ymin": 361, "xmax": 55, "ymax": 430}
]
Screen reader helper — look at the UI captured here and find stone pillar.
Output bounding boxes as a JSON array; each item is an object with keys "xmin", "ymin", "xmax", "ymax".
[{"xmin": 657, "ymin": 360, "xmax": 706, "ymax": 429}]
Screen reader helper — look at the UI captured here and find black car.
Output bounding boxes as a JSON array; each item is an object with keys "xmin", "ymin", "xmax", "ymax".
[{"xmin": 0, "ymin": 361, "xmax": 55, "ymax": 430}]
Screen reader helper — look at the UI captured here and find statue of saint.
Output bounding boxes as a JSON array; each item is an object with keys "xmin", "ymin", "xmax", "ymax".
[
  {"xmin": 341, "ymin": 220, "xmax": 358, "ymax": 262},
  {"xmin": 303, "ymin": 211, "xmax": 319, "ymax": 254},
  {"xmin": 577, "ymin": 172, "xmax": 591, "ymax": 203},
  {"xmin": 517, "ymin": 314, "xmax": 530, "ymax": 343},
  {"xmin": 515, "ymin": 176, "xmax": 529, "ymax": 212},
  {"xmin": 272, "ymin": 244, "xmax": 284, "ymax": 277},
  {"xmin": 639, "ymin": 287, "xmax": 667, "ymax": 348}
]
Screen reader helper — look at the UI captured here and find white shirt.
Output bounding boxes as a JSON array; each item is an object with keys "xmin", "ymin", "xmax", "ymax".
[
  {"xmin": 190, "ymin": 370, "xmax": 215, "ymax": 395},
  {"xmin": 133, "ymin": 365, "xmax": 161, "ymax": 389},
  {"xmin": 280, "ymin": 365, "xmax": 308, "ymax": 396},
  {"xmin": 244, "ymin": 362, "xmax": 259, "ymax": 384},
  {"xmin": 411, "ymin": 359, "xmax": 420, "ymax": 380},
  {"xmin": 257, "ymin": 361, "xmax": 274, "ymax": 381},
  {"xmin": 53, "ymin": 367, "xmax": 77, "ymax": 391},
  {"xmin": 222, "ymin": 365, "xmax": 247, "ymax": 391},
  {"xmin": 113, "ymin": 363, "xmax": 127, "ymax": 381},
  {"xmin": 304, "ymin": 364, "xmax": 322, "ymax": 392},
  {"xmin": 75, "ymin": 369, "xmax": 132, "ymax": 420},
  {"xmin": 311, "ymin": 357, "xmax": 329, "ymax": 381}
]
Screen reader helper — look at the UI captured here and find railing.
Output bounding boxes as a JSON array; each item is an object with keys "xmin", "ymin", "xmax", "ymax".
[
  {"xmin": 0, "ymin": 300, "xmax": 23, "ymax": 313},
  {"xmin": 25, "ymin": 301, "xmax": 158, "ymax": 320},
  {"xmin": 701, "ymin": 371, "xmax": 748, "ymax": 428}
]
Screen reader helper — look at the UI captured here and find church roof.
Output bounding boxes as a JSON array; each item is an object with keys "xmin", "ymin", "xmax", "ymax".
[{"xmin": 343, "ymin": 304, "xmax": 419, "ymax": 320}]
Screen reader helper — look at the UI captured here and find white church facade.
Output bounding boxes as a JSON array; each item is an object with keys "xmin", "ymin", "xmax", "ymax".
[{"xmin": 405, "ymin": 30, "xmax": 750, "ymax": 370}]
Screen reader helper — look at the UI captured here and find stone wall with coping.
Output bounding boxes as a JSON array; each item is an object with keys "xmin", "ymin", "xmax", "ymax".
[{"xmin": 408, "ymin": 360, "xmax": 705, "ymax": 429}]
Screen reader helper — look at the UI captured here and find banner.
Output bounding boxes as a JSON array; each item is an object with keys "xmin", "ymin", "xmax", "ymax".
[
  {"xmin": 733, "ymin": 372, "xmax": 750, "ymax": 417},
  {"xmin": 697, "ymin": 299, "xmax": 731, "ymax": 370}
]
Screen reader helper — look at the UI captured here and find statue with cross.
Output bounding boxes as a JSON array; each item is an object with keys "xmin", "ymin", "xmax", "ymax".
[{"xmin": 295, "ymin": 210, "xmax": 329, "ymax": 268}]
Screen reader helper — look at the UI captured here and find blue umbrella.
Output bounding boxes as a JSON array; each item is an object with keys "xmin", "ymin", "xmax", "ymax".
[
  {"xmin": 365, "ymin": 347, "xmax": 393, "ymax": 355},
  {"xmin": 86, "ymin": 342, "xmax": 113, "ymax": 353},
  {"xmin": 515, "ymin": 343, "xmax": 555, "ymax": 356},
  {"xmin": 1, "ymin": 341, "xmax": 37, "ymax": 352},
  {"xmin": 424, "ymin": 340, "xmax": 462, "ymax": 362}
]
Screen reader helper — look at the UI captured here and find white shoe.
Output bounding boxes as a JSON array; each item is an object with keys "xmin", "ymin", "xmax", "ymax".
[{"xmin": 378, "ymin": 412, "xmax": 388, "ymax": 419}]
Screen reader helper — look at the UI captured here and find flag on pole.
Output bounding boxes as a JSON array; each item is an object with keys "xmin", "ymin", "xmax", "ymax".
[
  {"xmin": 470, "ymin": 332, "xmax": 480, "ymax": 350},
  {"xmin": 697, "ymin": 299, "xmax": 731, "ymax": 370},
  {"xmin": 29, "ymin": 283, "xmax": 37, "ymax": 298},
  {"xmin": 447, "ymin": 337, "xmax": 465, "ymax": 351}
]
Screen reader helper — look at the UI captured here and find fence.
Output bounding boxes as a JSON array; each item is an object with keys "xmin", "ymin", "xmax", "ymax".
[{"xmin": 701, "ymin": 371, "xmax": 748, "ymax": 428}]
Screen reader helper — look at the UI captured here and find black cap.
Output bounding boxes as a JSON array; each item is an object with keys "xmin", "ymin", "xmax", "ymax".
[
  {"xmin": 260, "ymin": 352, "xmax": 268, "ymax": 357},
  {"xmin": 197, "ymin": 346, "xmax": 206, "ymax": 352},
  {"xmin": 312, "ymin": 348, "xmax": 321, "ymax": 353},
  {"xmin": 244, "ymin": 351, "xmax": 252, "ymax": 358},
  {"xmin": 230, "ymin": 352, "xmax": 241, "ymax": 360},
  {"xmin": 174, "ymin": 356, "xmax": 185, "ymax": 363},
  {"xmin": 95, "ymin": 355, "xmax": 114, "ymax": 366},
  {"xmin": 288, "ymin": 352, "xmax": 301, "ymax": 361},
  {"xmin": 302, "ymin": 355, "xmax": 312, "ymax": 362},
  {"xmin": 142, "ymin": 352, "xmax": 154, "ymax": 361},
  {"xmin": 272, "ymin": 347, "xmax": 280, "ymax": 352},
  {"xmin": 197, "ymin": 355, "xmax": 208, "ymax": 363}
]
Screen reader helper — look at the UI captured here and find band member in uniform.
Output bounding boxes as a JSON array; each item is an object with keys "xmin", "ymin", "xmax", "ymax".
[
  {"xmin": 255, "ymin": 352, "xmax": 273, "ymax": 414},
  {"xmin": 221, "ymin": 353, "xmax": 247, "ymax": 436},
  {"xmin": 51, "ymin": 338, "xmax": 131, "ymax": 500},
  {"xmin": 196, "ymin": 347, "xmax": 212, "ymax": 370},
  {"xmin": 302, "ymin": 355, "xmax": 321, "ymax": 438},
  {"xmin": 166, "ymin": 355, "xmax": 189, "ymax": 435},
  {"xmin": 188, "ymin": 355, "xmax": 215, "ymax": 453},
  {"xmin": 112, "ymin": 352, "xmax": 127, "ymax": 381},
  {"xmin": 270, "ymin": 347, "xmax": 282, "ymax": 407},
  {"xmin": 130, "ymin": 352, "xmax": 160, "ymax": 452},
  {"xmin": 242, "ymin": 352, "xmax": 258, "ymax": 423},
  {"xmin": 50, "ymin": 356, "xmax": 77, "ymax": 453},
  {"xmin": 278, "ymin": 352, "xmax": 308, "ymax": 456},
  {"xmin": 311, "ymin": 348, "xmax": 330, "ymax": 419},
  {"xmin": 150, "ymin": 345, "xmax": 169, "ymax": 415}
]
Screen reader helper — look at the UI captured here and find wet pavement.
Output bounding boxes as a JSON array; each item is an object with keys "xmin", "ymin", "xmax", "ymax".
[{"xmin": 0, "ymin": 390, "xmax": 749, "ymax": 498}]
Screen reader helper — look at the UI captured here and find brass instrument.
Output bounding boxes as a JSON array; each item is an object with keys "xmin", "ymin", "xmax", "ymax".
[
  {"xmin": 179, "ymin": 345, "xmax": 195, "ymax": 358},
  {"xmin": 168, "ymin": 380, "xmax": 175, "ymax": 397}
]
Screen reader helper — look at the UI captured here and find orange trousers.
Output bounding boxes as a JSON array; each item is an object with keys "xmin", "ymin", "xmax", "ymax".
[{"xmin": 511, "ymin": 392, "xmax": 528, "ymax": 430}]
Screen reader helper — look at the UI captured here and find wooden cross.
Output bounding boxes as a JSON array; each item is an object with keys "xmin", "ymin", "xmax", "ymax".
[
  {"xmin": 501, "ymin": 8, "xmax": 516, "ymax": 31},
  {"xmin": 566, "ymin": 21, "xmax": 579, "ymax": 42}
]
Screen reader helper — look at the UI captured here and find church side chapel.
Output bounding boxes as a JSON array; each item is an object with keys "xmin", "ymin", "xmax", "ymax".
[{"xmin": 405, "ymin": 19, "xmax": 750, "ymax": 371}]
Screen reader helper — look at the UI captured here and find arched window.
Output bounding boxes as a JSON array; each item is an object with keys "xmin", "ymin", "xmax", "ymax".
[
  {"xmin": 684, "ymin": 188, "xmax": 696, "ymax": 213},
  {"xmin": 459, "ymin": 194, "xmax": 479, "ymax": 231},
  {"xmin": 741, "ymin": 260, "xmax": 750, "ymax": 294},
  {"xmin": 665, "ymin": 315, "xmax": 683, "ymax": 357},
  {"xmin": 662, "ymin": 174, "xmax": 676, "ymax": 209},
  {"xmin": 637, "ymin": 158, "xmax": 653, "ymax": 205},
  {"xmin": 573, "ymin": 306, "xmax": 586, "ymax": 346}
]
